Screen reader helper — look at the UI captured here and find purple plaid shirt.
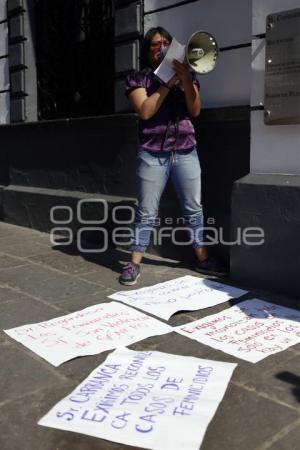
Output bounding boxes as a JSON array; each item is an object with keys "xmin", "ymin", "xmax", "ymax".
[{"xmin": 125, "ymin": 68, "xmax": 200, "ymax": 152}]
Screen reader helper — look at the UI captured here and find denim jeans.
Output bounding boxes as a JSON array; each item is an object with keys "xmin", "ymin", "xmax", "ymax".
[{"xmin": 131, "ymin": 148, "xmax": 204, "ymax": 252}]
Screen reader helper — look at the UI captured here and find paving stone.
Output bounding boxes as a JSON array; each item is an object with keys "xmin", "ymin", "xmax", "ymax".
[
  {"xmin": 59, "ymin": 291, "xmax": 112, "ymax": 313},
  {"xmin": 0, "ymin": 286, "xmax": 28, "ymax": 303},
  {"xmin": 148, "ymin": 328, "xmax": 300, "ymax": 390},
  {"xmin": 244, "ymin": 354, "xmax": 300, "ymax": 410},
  {"xmin": 0, "ymin": 344, "xmax": 65, "ymax": 405},
  {"xmin": 289, "ymin": 344, "xmax": 300, "ymax": 355},
  {"xmin": 0, "ymin": 264, "xmax": 111, "ymax": 310},
  {"xmin": 1, "ymin": 221, "xmax": 300, "ymax": 450},
  {"xmin": 200, "ymin": 383, "xmax": 299, "ymax": 450},
  {"xmin": 81, "ymin": 259, "xmax": 224, "ymax": 293},
  {"xmin": 145, "ymin": 330, "xmax": 237, "ymax": 364},
  {"xmin": 0, "ymin": 253, "xmax": 27, "ymax": 269},
  {"xmin": 269, "ymin": 422, "xmax": 300, "ymax": 449},
  {"xmin": 0, "ymin": 384, "xmax": 144, "ymax": 450},
  {"xmin": 0, "ymin": 238, "xmax": 51, "ymax": 257},
  {"xmin": 77, "ymin": 247, "xmax": 194, "ymax": 291},
  {"xmin": 0, "ymin": 222, "xmax": 43, "ymax": 238},
  {"xmin": 56, "ymin": 351, "xmax": 111, "ymax": 382},
  {"xmin": 232, "ymin": 349, "xmax": 297, "ymax": 385},
  {"xmin": 0, "ymin": 337, "xmax": 10, "ymax": 347},
  {"xmin": 28, "ymin": 249, "xmax": 113, "ymax": 276},
  {"xmin": 249, "ymin": 287, "xmax": 300, "ymax": 312},
  {"xmin": 0, "ymin": 295, "xmax": 65, "ymax": 344},
  {"xmin": 82, "ymin": 265, "xmax": 179, "ymax": 292}
]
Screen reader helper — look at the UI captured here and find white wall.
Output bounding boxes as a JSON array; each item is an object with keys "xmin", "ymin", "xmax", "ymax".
[
  {"xmin": 0, "ymin": 0, "xmax": 6, "ymax": 21},
  {"xmin": 251, "ymin": 111, "xmax": 300, "ymax": 173},
  {"xmin": 144, "ymin": 0, "xmax": 252, "ymax": 108},
  {"xmin": 0, "ymin": 0, "xmax": 9, "ymax": 124},
  {"xmin": 198, "ymin": 47, "xmax": 251, "ymax": 108},
  {"xmin": 252, "ymin": 0, "xmax": 300, "ymax": 35},
  {"xmin": 144, "ymin": 0, "xmax": 251, "ymax": 47},
  {"xmin": 0, "ymin": 22, "xmax": 8, "ymax": 57},
  {"xmin": 250, "ymin": 0, "xmax": 300, "ymax": 174}
]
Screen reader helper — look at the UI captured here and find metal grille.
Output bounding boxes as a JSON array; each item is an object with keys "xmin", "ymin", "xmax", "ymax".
[{"xmin": 35, "ymin": 0, "xmax": 115, "ymax": 120}]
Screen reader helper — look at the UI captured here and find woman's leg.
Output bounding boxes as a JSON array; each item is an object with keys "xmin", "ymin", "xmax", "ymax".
[
  {"xmin": 170, "ymin": 148, "xmax": 207, "ymax": 261},
  {"xmin": 131, "ymin": 150, "xmax": 170, "ymax": 257},
  {"xmin": 119, "ymin": 150, "xmax": 170, "ymax": 284}
]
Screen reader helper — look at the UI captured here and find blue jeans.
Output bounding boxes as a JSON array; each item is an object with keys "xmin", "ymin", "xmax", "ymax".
[{"xmin": 131, "ymin": 148, "xmax": 204, "ymax": 252}]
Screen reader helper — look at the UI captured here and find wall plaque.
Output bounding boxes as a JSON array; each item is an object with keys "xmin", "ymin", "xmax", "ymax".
[{"xmin": 264, "ymin": 8, "xmax": 300, "ymax": 125}]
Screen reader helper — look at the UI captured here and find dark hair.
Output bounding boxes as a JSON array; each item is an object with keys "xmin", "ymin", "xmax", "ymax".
[{"xmin": 140, "ymin": 27, "xmax": 173, "ymax": 68}]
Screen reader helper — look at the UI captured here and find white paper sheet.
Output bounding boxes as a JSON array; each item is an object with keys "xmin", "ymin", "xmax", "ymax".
[
  {"xmin": 109, "ymin": 275, "xmax": 247, "ymax": 320},
  {"xmin": 175, "ymin": 298, "xmax": 300, "ymax": 363},
  {"xmin": 39, "ymin": 347, "xmax": 236, "ymax": 450},
  {"xmin": 154, "ymin": 37, "xmax": 186, "ymax": 83},
  {"xmin": 3, "ymin": 302, "xmax": 172, "ymax": 366}
]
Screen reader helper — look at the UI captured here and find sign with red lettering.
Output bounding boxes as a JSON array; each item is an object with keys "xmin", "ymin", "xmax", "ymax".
[
  {"xmin": 175, "ymin": 299, "xmax": 300, "ymax": 362},
  {"xmin": 3, "ymin": 302, "xmax": 172, "ymax": 366},
  {"xmin": 38, "ymin": 347, "xmax": 236, "ymax": 450},
  {"xmin": 109, "ymin": 275, "xmax": 247, "ymax": 320}
]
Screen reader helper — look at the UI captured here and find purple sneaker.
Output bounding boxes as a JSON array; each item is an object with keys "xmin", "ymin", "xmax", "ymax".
[{"xmin": 119, "ymin": 262, "xmax": 141, "ymax": 285}]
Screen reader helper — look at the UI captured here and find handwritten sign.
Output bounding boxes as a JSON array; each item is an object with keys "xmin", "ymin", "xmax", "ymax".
[
  {"xmin": 109, "ymin": 275, "xmax": 247, "ymax": 320},
  {"xmin": 3, "ymin": 303, "xmax": 172, "ymax": 366},
  {"xmin": 175, "ymin": 299, "xmax": 300, "ymax": 363},
  {"xmin": 38, "ymin": 347, "xmax": 236, "ymax": 450}
]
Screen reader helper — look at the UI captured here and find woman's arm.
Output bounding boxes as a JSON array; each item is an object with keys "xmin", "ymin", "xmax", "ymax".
[
  {"xmin": 172, "ymin": 60, "xmax": 201, "ymax": 117},
  {"xmin": 128, "ymin": 74, "xmax": 179, "ymax": 121}
]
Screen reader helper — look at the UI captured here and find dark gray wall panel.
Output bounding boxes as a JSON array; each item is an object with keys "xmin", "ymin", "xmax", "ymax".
[
  {"xmin": 115, "ymin": 3, "xmax": 141, "ymax": 38},
  {"xmin": 9, "ymin": 14, "xmax": 24, "ymax": 40},
  {"xmin": 114, "ymin": 77, "xmax": 133, "ymax": 112},
  {"xmin": 9, "ymin": 42, "xmax": 25, "ymax": 68},
  {"xmin": 10, "ymin": 97, "xmax": 25, "ymax": 122},
  {"xmin": 10, "ymin": 70, "xmax": 25, "ymax": 94},
  {"xmin": 115, "ymin": 40, "xmax": 139, "ymax": 73},
  {"xmin": 231, "ymin": 173, "xmax": 300, "ymax": 297},
  {"xmin": 7, "ymin": 0, "xmax": 24, "ymax": 13}
]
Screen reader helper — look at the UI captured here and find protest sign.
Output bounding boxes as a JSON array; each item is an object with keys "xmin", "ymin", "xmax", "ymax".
[
  {"xmin": 175, "ymin": 299, "xmax": 300, "ymax": 363},
  {"xmin": 38, "ymin": 347, "xmax": 236, "ymax": 450},
  {"xmin": 109, "ymin": 275, "xmax": 247, "ymax": 320},
  {"xmin": 3, "ymin": 302, "xmax": 172, "ymax": 366}
]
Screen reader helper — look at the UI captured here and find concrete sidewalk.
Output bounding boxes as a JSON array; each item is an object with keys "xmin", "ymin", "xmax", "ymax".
[{"xmin": 0, "ymin": 221, "xmax": 299, "ymax": 450}]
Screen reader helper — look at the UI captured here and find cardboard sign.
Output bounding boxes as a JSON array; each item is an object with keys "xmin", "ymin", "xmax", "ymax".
[
  {"xmin": 39, "ymin": 347, "xmax": 236, "ymax": 450},
  {"xmin": 176, "ymin": 299, "xmax": 300, "ymax": 362},
  {"xmin": 4, "ymin": 302, "xmax": 172, "ymax": 366},
  {"xmin": 109, "ymin": 275, "xmax": 247, "ymax": 320}
]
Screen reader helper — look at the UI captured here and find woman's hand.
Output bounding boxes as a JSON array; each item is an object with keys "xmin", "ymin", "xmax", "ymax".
[
  {"xmin": 172, "ymin": 59, "xmax": 192, "ymax": 85},
  {"xmin": 165, "ymin": 73, "xmax": 180, "ymax": 88}
]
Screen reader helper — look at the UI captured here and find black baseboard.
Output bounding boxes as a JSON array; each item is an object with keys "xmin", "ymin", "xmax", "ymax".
[
  {"xmin": 231, "ymin": 173, "xmax": 300, "ymax": 297},
  {"xmin": 0, "ymin": 108, "xmax": 250, "ymax": 265}
]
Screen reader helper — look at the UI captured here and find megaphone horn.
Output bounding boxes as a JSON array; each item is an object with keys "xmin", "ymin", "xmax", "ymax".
[{"xmin": 186, "ymin": 31, "xmax": 219, "ymax": 74}]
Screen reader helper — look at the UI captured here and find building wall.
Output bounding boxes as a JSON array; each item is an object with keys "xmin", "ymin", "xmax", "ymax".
[
  {"xmin": 231, "ymin": 0, "xmax": 300, "ymax": 296},
  {"xmin": 144, "ymin": 0, "xmax": 252, "ymax": 108},
  {"xmin": 114, "ymin": 0, "xmax": 252, "ymax": 112},
  {"xmin": 250, "ymin": 0, "xmax": 300, "ymax": 174},
  {"xmin": 0, "ymin": 0, "xmax": 9, "ymax": 124}
]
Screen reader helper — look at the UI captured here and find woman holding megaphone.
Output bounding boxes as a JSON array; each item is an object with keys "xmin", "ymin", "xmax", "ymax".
[{"xmin": 119, "ymin": 26, "xmax": 226, "ymax": 285}]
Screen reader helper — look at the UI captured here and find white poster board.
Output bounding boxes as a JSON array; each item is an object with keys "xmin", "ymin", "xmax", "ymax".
[
  {"xmin": 175, "ymin": 299, "xmax": 300, "ymax": 363},
  {"xmin": 109, "ymin": 275, "xmax": 247, "ymax": 320},
  {"xmin": 154, "ymin": 37, "xmax": 186, "ymax": 83},
  {"xmin": 39, "ymin": 347, "xmax": 236, "ymax": 450},
  {"xmin": 4, "ymin": 302, "xmax": 172, "ymax": 366}
]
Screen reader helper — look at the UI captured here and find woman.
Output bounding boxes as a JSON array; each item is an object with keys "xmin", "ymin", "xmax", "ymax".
[{"xmin": 119, "ymin": 27, "xmax": 225, "ymax": 285}]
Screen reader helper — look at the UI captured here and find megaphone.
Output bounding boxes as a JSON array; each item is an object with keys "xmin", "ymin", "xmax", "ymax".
[{"xmin": 185, "ymin": 31, "xmax": 218, "ymax": 74}]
